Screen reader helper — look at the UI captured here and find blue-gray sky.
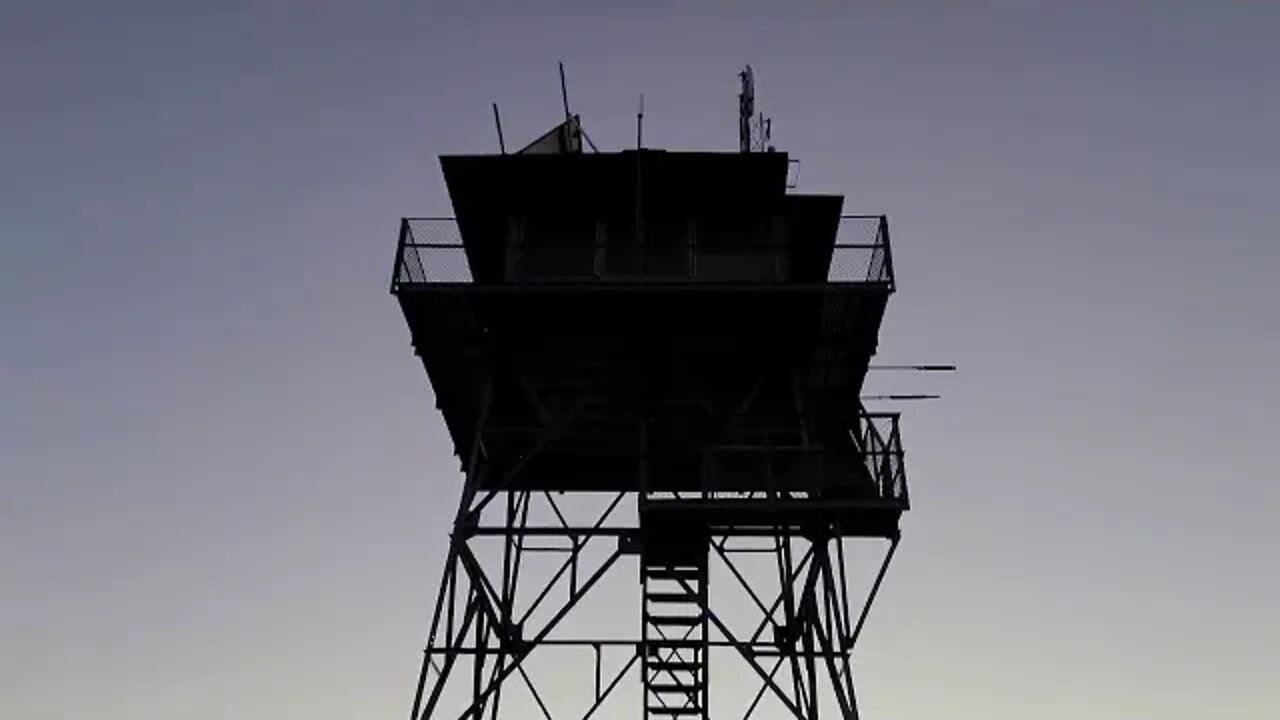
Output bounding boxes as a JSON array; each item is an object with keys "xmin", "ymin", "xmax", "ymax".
[{"xmin": 2, "ymin": 3, "xmax": 1277, "ymax": 719}]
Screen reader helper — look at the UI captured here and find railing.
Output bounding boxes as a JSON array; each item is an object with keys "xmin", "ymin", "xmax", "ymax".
[
  {"xmin": 475, "ymin": 411, "xmax": 906, "ymax": 505},
  {"xmin": 697, "ymin": 412, "xmax": 907, "ymax": 506},
  {"xmin": 858, "ymin": 412, "xmax": 908, "ymax": 506},
  {"xmin": 393, "ymin": 217, "xmax": 470, "ymax": 286},
  {"xmin": 830, "ymin": 215, "xmax": 893, "ymax": 285},
  {"xmin": 391, "ymin": 215, "xmax": 894, "ymax": 290}
]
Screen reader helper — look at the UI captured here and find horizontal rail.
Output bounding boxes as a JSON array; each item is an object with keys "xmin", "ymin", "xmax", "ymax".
[
  {"xmin": 700, "ymin": 421, "xmax": 906, "ymax": 506},
  {"xmin": 426, "ymin": 639, "xmax": 856, "ymax": 656},
  {"xmin": 468, "ymin": 411, "xmax": 907, "ymax": 506},
  {"xmin": 404, "ymin": 242, "xmax": 885, "ymax": 249},
  {"xmin": 403, "ymin": 214, "xmax": 889, "ymax": 222},
  {"xmin": 391, "ymin": 215, "xmax": 895, "ymax": 289}
]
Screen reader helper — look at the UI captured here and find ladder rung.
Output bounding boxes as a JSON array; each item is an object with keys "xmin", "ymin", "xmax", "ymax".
[
  {"xmin": 646, "ymin": 613, "xmax": 703, "ymax": 627},
  {"xmin": 649, "ymin": 682, "xmax": 704, "ymax": 693},
  {"xmin": 648, "ymin": 639, "xmax": 702, "ymax": 649},
  {"xmin": 645, "ymin": 591, "xmax": 699, "ymax": 603},
  {"xmin": 649, "ymin": 660, "xmax": 700, "ymax": 672},
  {"xmin": 647, "ymin": 707, "xmax": 702, "ymax": 716},
  {"xmin": 644, "ymin": 567, "xmax": 702, "ymax": 580}
]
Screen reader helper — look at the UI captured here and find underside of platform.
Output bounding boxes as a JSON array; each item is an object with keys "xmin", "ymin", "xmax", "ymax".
[{"xmin": 396, "ymin": 282, "xmax": 890, "ymax": 493}]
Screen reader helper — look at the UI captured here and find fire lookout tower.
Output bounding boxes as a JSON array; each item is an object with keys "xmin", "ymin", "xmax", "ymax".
[{"xmin": 391, "ymin": 72, "xmax": 911, "ymax": 720}]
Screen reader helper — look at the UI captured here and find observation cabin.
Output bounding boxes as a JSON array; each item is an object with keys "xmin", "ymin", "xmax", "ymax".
[{"xmin": 391, "ymin": 115, "xmax": 908, "ymax": 541}]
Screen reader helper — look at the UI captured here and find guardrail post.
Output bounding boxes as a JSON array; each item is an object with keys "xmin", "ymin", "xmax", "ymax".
[
  {"xmin": 890, "ymin": 419, "xmax": 907, "ymax": 505},
  {"xmin": 879, "ymin": 215, "xmax": 896, "ymax": 290},
  {"xmin": 391, "ymin": 218, "xmax": 409, "ymax": 292}
]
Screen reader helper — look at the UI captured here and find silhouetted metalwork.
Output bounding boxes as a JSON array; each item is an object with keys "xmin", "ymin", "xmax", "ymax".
[
  {"xmin": 738, "ymin": 65, "xmax": 773, "ymax": 153},
  {"xmin": 390, "ymin": 77, "xmax": 917, "ymax": 719}
]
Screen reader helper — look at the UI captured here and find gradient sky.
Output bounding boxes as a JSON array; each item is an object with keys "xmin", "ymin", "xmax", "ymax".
[{"xmin": 3, "ymin": 3, "xmax": 1278, "ymax": 719}]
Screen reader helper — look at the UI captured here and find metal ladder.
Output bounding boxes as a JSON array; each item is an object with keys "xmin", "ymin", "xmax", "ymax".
[{"xmin": 642, "ymin": 561, "xmax": 708, "ymax": 719}]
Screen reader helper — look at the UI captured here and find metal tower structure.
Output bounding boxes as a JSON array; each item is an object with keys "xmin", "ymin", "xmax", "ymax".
[{"xmin": 390, "ymin": 77, "xmax": 910, "ymax": 720}]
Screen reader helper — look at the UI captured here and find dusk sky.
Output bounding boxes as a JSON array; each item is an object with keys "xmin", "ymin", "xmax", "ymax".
[{"xmin": 3, "ymin": 3, "xmax": 1278, "ymax": 719}]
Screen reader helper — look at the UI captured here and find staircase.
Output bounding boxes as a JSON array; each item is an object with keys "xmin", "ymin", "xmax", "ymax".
[{"xmin": 642, "ymin": 560, "xmax": 708, "ymax": 719}]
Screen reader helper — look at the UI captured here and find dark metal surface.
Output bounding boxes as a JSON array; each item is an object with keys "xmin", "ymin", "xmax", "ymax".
[
  {"xmin": 394, "ymin": 144, "xmax": 913, "ymax": 719},
  {"xmin": 400, "ymin": 376, "xmax": 907, "ymax": 719}
]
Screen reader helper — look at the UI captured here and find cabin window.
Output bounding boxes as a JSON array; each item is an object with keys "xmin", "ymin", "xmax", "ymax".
[
  {"xmin": 694, "ymin": 217, "xmax": 784, "ymax": 282},
  {"xmin": 643, "ymin": 219, "xmax": 692, "ymax": 278},
  {"xmin": 511, "ymin": 216, "xmax": 597, "ymax": 280},
  {"xmin": 602, "ymin": 218, "xmax": 643, "ymax": 277}
]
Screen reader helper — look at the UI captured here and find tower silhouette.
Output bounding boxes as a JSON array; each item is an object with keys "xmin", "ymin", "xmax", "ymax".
[{"xmin": 390, "ymin": 85, "xmax": 910, "ymax": 720}]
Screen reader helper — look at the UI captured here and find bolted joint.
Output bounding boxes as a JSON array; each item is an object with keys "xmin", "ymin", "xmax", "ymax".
[
  {"xmin": 772, "ymin": 622, "xmax": 799, "ymax": 650},
  {"xmin": 617, "ymin": 530, "xmax": 643, "ymax": 556},
  {"xmin": 501, "ymin": 619, "xmax": 524, "ymax": 645},
  {"xmin": 453, "ymin": 510, "xmax": 480, "ymax": 540}
]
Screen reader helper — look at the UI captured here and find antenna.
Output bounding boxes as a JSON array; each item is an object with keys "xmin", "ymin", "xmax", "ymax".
[
  {"xmin": 557, "ymin": 61, "xmax": 584, "ymax": 152},
  {"xmin": 739, "ymin": 65, "xmax": 776, "ymax": 151},
  {"xmin": 867, "ymin": 364, "xmax": 957, "ymax": 372},
  {"xmin": 559, "ymin": 61, "xmax": 571, "ymax": 121},
  {"xmin": 492, "ymin": 103, "xmax": 506, "ymax": 154},
  {"xmin": 862, "ymin": 364, "xmax": 954, "ymax": 401},
  {"xmin": 637, "ymin": 93, "xmax": 645, "ymax": 149}
]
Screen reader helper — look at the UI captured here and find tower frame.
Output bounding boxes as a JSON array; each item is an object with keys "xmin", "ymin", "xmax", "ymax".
[{"xmin": 392, "ymin": 142, "xmax": 909, "ymax": 720}]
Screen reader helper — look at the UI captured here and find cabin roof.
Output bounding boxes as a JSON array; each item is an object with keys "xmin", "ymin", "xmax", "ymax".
[{"xmin": 441, "ymin": 150, "xmax": 792, "ymax": 220}]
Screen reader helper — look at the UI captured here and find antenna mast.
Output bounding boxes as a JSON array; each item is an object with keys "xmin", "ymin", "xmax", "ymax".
[
  {"xmin": 492, "ymin": 103, "xmax": 506, "ymax": 154},
  {"xmin": 739, "ymin": 65, "xmax": 774, "ymax": 152},
  {"xmin": 559, "ymin": 61, "xmax": 571, "ymax": 121}
]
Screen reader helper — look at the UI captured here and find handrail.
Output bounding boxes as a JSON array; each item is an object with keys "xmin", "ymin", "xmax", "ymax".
[
  {"xmin": 473, "ymin": 410, "xmax": 907, "ymax": 505},
  {"xmin": 402, "ymin": 214, "xmax": 887, "ymax": 221},
  {"xmin": 391, "ymin": 214, "xmax": 895, "ymax": 289},
  {"xmin": 399, "ymin": 242, "xmax": 886, "ymax": 250},
  {"xmin": 699, "ymin": 410, "xmax": 906, "ymax": 505}
]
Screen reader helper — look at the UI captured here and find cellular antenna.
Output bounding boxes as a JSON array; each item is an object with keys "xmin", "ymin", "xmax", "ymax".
[{"xmin": 738, "ymin": 64, "xmax": 775, "ymax": 152}]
